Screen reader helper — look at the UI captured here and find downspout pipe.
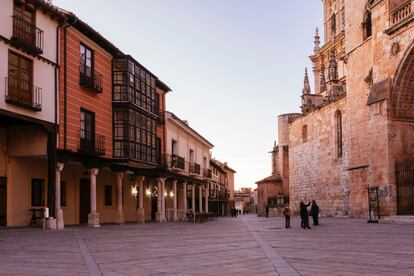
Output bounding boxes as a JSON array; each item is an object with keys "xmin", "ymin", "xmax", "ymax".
[{"xmin": 63, "ymin": 17, "xmax": 77, "ymax": 149}]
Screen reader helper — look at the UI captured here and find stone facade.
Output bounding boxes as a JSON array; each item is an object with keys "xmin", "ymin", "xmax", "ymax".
[{"xmin": 281, "ymin": 0, "xmax": 414, "ymax": 218}]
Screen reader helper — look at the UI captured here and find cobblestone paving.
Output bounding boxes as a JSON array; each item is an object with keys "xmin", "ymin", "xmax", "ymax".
[{"xmin": 0, "ymin": 215, "xmax": 413, "ymax": 275}]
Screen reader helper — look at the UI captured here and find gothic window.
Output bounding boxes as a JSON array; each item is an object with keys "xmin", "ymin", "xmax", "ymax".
[
  {"xmin": 302, "ymin": 125, "xmax": 308, "ymax": 143},
  {"xmin": 330, "ymin": 14, "xmax": 336, "ymax": 37},
  {"xmin": 363, "ymin": 10, "xmax": 372, "ymax": 39},
  {"xmin": 363, "ymin": 1, "xmax": 374, "ymax": 40},
  {"xmin": 335, "ymin": 111, "xmax": 343, "ymax": 158}
]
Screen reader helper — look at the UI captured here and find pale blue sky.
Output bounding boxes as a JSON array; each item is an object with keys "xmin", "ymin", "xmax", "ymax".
[{"xmin": 53, "ymin": 0, "xmax": 323, "ymax": 189}]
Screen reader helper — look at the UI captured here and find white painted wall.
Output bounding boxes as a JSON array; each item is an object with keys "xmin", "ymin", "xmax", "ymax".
[
  {"xmin": 165, "ymin": 112, "xmax": 213, "ymax": 166},
  {"xmin": 0, "ymin": 0, "xmax": 59, "ymax": 123}
]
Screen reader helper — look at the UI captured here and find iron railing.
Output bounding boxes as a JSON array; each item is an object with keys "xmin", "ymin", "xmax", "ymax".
[
  {"xmin": 171, "ymin": 154, "xmax": 185, "ymax": 170},
  {"xmin": 5, "ymin": 77, "xmax": 41, "ymax": 111},
  {"xmin": 78, "ymin": 130, "xmax": 105, "ymax": 156},
  {"xmin": 190, "ymin": 163, "xmax": 201, "ymax": 175},
  {"xmin": 80, "ymin": 64, "xmax": 103, "ymax": 93},
  {"xmin": 203, "ymin": 169, "xmax": 212, "ymax": 179},
  {"xmin": 11, "ymin": 15, "xmax": 43, "ymax": 55}
]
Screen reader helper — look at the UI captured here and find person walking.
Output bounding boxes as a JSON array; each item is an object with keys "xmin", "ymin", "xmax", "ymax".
[
  {"xmin": 283, "ymin": 205, "xmax": 291, "ymax": 228},
  {"xmin": 300, "ymin": 200, "xmax": 311, "ymax": 229},
  {"xmin": 310, "ymin": 200, "xmax": 320, "ymax": 226},
  {"xmin": 265, "ymin": 204, "xmax": 269, "ymax": 218}
]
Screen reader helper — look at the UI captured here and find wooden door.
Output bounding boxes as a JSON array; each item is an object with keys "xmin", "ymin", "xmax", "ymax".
[
  {"xmin": 0, "ymin": 177, "xmax": 6, "ymax": 226},
  {"xmin": 79, "ymin": 179, "xmax": 90, "ymax": 224}
]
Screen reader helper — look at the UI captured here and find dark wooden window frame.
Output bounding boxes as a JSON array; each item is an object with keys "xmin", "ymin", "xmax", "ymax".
[
  {"xmin": 80, "ymin": 42, "xmax": 94, "ymax": 79},
  {"xmin": 113, "ymin": 108, "xmax": 159, "ymax": 164},
  {"xmin": 113, "ymin": 57, "xmax": 159, "ymax": 116}
]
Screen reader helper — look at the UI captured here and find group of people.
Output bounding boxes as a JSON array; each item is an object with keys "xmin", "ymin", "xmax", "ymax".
[{"xmin": 281, "ymin": 200, "xmax": 320, "ymax": 229}]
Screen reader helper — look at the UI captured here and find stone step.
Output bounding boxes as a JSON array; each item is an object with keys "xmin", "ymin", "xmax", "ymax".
[{"xmin": 380, "ymin": 215, "xmax": 414, "ymax": 225}]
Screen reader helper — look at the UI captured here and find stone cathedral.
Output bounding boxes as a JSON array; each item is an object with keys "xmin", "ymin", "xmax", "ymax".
[{"xmin": 272, "ymin": 0, "xmax": 414, "ymax": 218}]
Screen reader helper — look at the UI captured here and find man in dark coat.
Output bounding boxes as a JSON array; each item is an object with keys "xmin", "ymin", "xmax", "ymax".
[
  {"xmin": 265, "ymin": 204, "xmax": 269, "ymax": 218},
  {"xmin": 300, "ymin": 201, "xmax": 311, "ymax": 229},
  {"xmin": 283, "ymin": 205, "xmax": 291, "ymax": 228},
  {"xmin": 310, "ymin": 200, "xmax": 320, "ymax": 226}
]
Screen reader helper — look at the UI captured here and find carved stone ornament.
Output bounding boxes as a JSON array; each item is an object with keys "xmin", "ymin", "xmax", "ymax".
[{"xmin": 391, "ymin": 42, "xmax": 400, "ymax": 56}]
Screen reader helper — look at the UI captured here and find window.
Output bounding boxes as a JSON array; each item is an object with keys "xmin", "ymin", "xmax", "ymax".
[
  {"xmin": 104, "ymin": 185, "xmax": 113, "ymax": 206},
  {"xmin": 302, "ymin": 125, "xmax": 308, "ymax": 143},
  {"xmin": 330, "ymin": 14, "xmax": 336, "ymax": 37},
  {"xmin": 335, "ymin": 111, "xmax": 343, "ymax": 158},
  {"xmin": 113, "ymin": 109, "xmax": 159, "ymax": 164},
  {"xmin": 31, "ymin": 179, "xmax": 44, "ymax": 206},
  {"xmin": 80, "ymin": 43, "xmax": 93, "ymax": 79},
  {"xmin": 189, "ymin": 149, "xmax": 194, "ymax": 164},
  {"xmin": 7, "ymin": 52, "xmax": 33, "ymax": 107},
  {"xmin": 172, "ymin": 140, "xmax": 177, "ymax": 155},
  {"xmin": 112, "ymin": 57, "xmax": 159, "ymax": 115},
  {"xmin": 80, "ymin": 109, "xmax": 95, "ymax": 142},
  {"xmin": 13, "ymin": 0, "xmax": 34, "ymax": 23},
  {"xmin": 203, "ymin": 157, "xmax": 207, "ymax": 169},
  {"xmin": 363, "ymin": 9, "xmax": 372, "ymax": 39},
  {"xmin": 61, "ymin": 181, "xmax": 66, "ymax": 207}
]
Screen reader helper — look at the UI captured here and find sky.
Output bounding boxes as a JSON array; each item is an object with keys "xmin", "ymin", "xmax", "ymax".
[{"xmin": 53, "ymin": 0, "xmax": 324, "ymax": 190}]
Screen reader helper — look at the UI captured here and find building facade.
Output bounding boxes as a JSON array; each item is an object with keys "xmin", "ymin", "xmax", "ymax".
[
  {"xmin": 165, "ymin": 111, "xmax": 213, "ymax": 221},
  {"xmin": 280, "ymin": 0, "xmax": 414, "ymax": 218},
  {"xmin": 0, "ymin": 0, "xmax": 63, "ymax": 227}
]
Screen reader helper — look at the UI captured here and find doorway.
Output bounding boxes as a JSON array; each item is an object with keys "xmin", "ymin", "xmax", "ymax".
[
  {"xmin": 0, "ymin": 177, "xmax": 6, "ymax": 226},
  {"xmin": 79, "ymin": 179, "xmax": 90, "ymax": 224},
  {"xmin": 396, "ymin": 164, "xmax": 414, "ymax": 215},
  {"xmin": 151, "ymin": 195, "xmax": 157, "ymax": 221}
]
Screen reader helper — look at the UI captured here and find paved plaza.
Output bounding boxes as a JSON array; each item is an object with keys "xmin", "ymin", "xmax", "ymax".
[{"xmin": 1, "ymin": 215, "xmax": 414, "ymax": 276}]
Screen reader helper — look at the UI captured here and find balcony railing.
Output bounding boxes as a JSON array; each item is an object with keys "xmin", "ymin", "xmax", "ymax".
[
  {"xmin": 5, "ymin": 77, "xmax": 41, "ymax": 111},
  {"xmin": 171, "ymin": 155, "xmax": 185, "ymax": 170},
  {"xmin": 203, "ymin": 169, "xmax": 212, "ymax": 179},
  {"xmin": 78, "ymin": 130, "xmax": 105, "ymax": 156},
  {"xmin": 80, "ymin": 64, "xmax": 103, "ymax": 93},
  {"xmin": 389, "ymin": 0, "xmax": 414, "ymax": 27},
  {"xmin": 10, "ymin": 15, "xmax": 43, "ymax": 55},
  {"xmin": 190, "ymin": 163, "xmax": 201, "ymax": 175}
]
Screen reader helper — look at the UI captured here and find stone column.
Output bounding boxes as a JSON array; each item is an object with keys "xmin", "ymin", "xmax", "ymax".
[
  {"xmin": 199, "ymin": 185, "xmax": 203, "ymax": 213},
  {"xmin": 183, "ymin": 182, "xmax": 187, "ymax": 212},
  {"xmin": 88, "ymin": 168, "xmax": 100, "ymax": 228},
  {"xmin": 55, "ymin": 163, "xmax": 64, "ymax": 230},
  {"xmin": 136, "ymin": 176, "xmax": 145, "ymax": 224},
  {"xmin": 192, "ymin": 184, "xmax": 196, "ymax": 222},
  {"xmin": 162, "ymin": 178, "xmax": 166, "ymax": 222},
  {"xmin": 156, "ymin": 178, "xmax": 166, "ymax": 222},
  {"xmin": 115, "ymin": 172, "xmax": 124, "ymax": 224},
  {"xmin": 172, "ymin": 180, "xmax": 177, "ymax": 221},
  {"xmin": 205, "ymin": 183, "xmax": 209, "ymax": 213}
]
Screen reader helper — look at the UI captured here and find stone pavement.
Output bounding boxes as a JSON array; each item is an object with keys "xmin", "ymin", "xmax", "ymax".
[{"xmin": 0, "ymin": 215, "xmax": 414, "ymax": 276}]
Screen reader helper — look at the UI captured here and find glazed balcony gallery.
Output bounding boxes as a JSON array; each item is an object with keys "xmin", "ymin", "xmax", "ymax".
[{"xmin": 113, "ymin": 56, "xmax": 162, "ymax": 165}]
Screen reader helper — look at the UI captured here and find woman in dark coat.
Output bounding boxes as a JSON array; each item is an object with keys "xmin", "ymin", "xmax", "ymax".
[
  {"xmin": 300, "ymin": 201, "xmax": 311, "ymax": 229},
  {"xmin": 310, "ymin": 200, "xmax": 320, "ymax": 226}
]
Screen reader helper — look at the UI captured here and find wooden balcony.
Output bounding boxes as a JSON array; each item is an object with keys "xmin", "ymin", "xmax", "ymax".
[
  {"xmin": 5, "ymin": 76, "xmax": 41, "ymax": 111},
  {"xmin": 10, "ymin": 15, "xmax": 43, "ymax": 55}
]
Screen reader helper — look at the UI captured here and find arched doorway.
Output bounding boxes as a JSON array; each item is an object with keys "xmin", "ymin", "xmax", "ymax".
[{"xmin": 392, "ymin": 41, "xmax": 414, "ymax": 215}]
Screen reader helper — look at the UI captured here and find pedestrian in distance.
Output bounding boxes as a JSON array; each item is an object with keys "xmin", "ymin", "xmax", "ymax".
[
  {"xmin": 300, "ymin": 200, "xmax": 311, "ymax": 229},
  {"xmin": 265, "ymin": 204, "xmax": 269, "ymax": 218},
  {"xmin": 310, "ymin": 200, "xmax": 320, "ymax": 226},
  {"xmin": 283, "ymin": 204, "xmax": 291, "ymax": 228}
]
